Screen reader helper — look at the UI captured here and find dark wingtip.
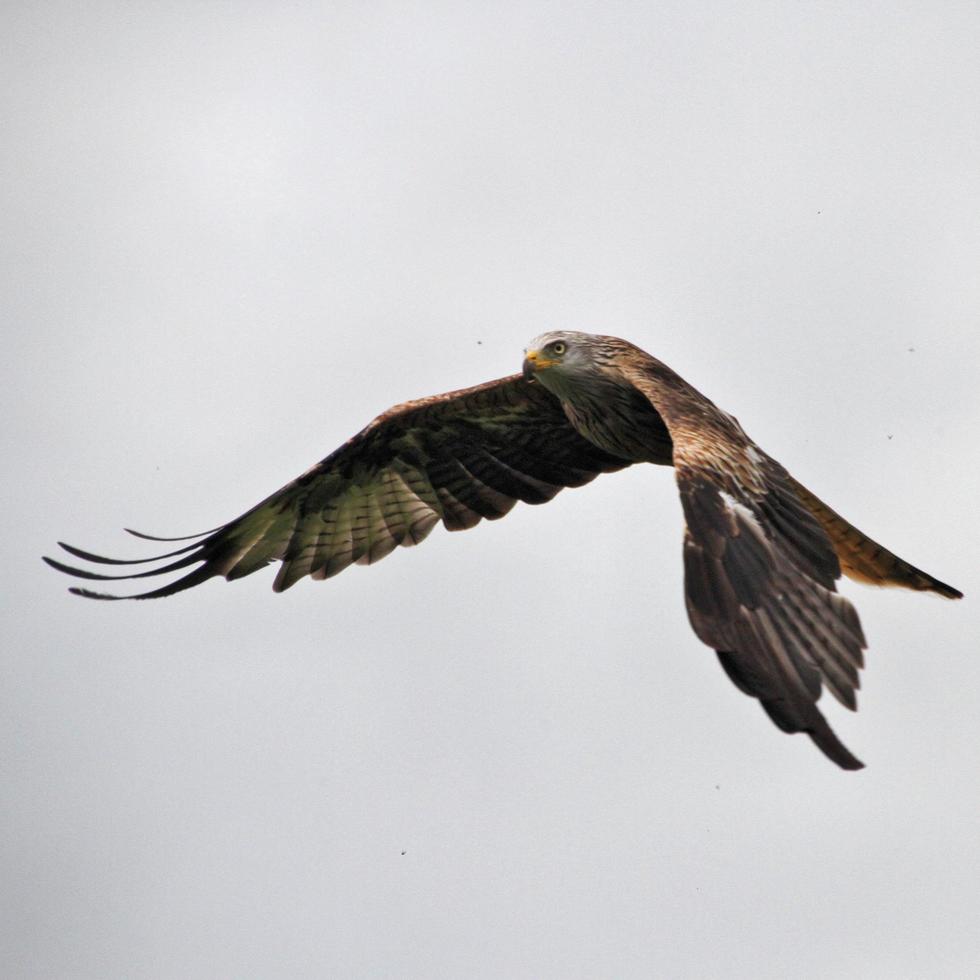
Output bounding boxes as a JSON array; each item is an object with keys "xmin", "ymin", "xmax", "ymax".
[
  {"xmin": 42, "ymin": 555, "xmax": 88, "ymax": 576},
  {"xmin": 55, "ymin": 537, "xmax": 201, "ymax": 566},
  {"xmin": 808, "ymin": 725, "xmax": 865, "ymax": 771},
  {"xmin": 67, "ymin": 586, "xmax": 125, "ymax": 600},
  {"xmin": 123, "ymin": 526, "xmax": 219, "ymax": 542},
  {"xmin": 44, "ymin": 541, "xmax": 221, "ymax": 600},
  {"xmin": 834, "ymin": 752, "xmax": 865, "ymax": 772}
]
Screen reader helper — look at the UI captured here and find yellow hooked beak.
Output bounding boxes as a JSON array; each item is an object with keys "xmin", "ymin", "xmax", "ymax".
[{"xmin": 522, "ymin": 349, "xmax": 556, "ymax": 381}]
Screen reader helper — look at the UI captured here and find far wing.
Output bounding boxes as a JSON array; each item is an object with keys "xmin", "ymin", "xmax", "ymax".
[
  {"xmin": 45, "ymin": 375, "xmax": 631, "ymax": 599},
  {"xmin": 626, "ymin": 364, "xmax": 867, "ymax": 769}
]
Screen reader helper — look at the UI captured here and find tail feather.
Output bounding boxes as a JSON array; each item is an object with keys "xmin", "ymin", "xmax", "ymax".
[{"xmin": 788, "ymin": 477, "xmax": 962, "ymax": 600}]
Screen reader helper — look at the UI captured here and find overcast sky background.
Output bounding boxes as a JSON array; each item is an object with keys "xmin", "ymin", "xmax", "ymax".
[{"xmin": 3, "ymin": 3, "xmax": 979, "ymax": 978}]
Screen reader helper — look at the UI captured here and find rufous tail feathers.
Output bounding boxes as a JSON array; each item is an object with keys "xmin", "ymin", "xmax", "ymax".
[{"xmin": 789, "ymin": 477, "xmax": 962, "ymax": 599}]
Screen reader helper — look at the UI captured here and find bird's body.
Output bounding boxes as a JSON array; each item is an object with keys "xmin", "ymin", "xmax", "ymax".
[{"xmin": 46, "ymin": 331, "xmax": 961, "ymax": 769}]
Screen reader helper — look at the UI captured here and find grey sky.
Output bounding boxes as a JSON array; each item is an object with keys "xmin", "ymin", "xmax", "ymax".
[{"xmin": 3, "ymin": 3, "xmax": 979, "ymax": 978}]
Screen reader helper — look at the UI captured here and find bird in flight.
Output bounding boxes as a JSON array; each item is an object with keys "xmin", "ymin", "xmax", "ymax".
[{"xmin": 45, "ymin": 332, "xmax": 961, "ymax": 769}]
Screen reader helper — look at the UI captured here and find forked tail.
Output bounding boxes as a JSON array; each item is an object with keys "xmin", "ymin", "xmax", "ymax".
[{"xmin": 789, "ymin": 477, "xmax": 962, "ymax": 599}]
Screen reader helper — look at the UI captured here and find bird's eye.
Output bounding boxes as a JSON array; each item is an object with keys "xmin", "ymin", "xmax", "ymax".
[{"xmin": 551, "ymin": 342, "xmax": 566, "ymax": 355}]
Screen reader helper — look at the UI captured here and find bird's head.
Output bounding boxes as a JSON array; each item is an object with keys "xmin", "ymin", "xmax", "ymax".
[
  {"xmin": 523, "ymin": 331, "xmax": 589, "ymax": 382},
  {"xmin": 522, "ymin": 331, "xmax": 625, "ymax": 393}
]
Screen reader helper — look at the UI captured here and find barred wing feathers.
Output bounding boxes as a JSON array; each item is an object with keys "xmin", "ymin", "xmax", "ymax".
[
  {"xmin": 626, "ymin": 364, "xmax": 868, "ymax": 769},
  {"xmin": 45, "ymin": 376, "xmax": 630, "ymax": 600}
]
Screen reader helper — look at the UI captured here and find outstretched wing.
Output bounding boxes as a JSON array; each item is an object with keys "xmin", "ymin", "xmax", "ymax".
[
  {"xmin": 626, "ymin": 364, "xmax": 867, "ymax": 769},
  {"xmin": 45, "ymin": 375, "xmax": 631, "ymax": 599}
]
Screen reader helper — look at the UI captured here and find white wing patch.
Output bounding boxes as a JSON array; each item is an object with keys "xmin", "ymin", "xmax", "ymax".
[{"xmin": 717, "ymin": 489, "xmax": 765, "ymax": 535}]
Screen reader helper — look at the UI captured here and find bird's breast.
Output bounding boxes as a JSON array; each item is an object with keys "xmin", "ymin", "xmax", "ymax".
[{"xmin": 557, "ymin": 378, "xmax": 673, "ymax": 465}]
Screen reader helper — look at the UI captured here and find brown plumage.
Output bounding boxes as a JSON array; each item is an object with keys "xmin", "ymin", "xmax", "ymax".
[{"xmin": 45, "ymin": 331, "xmax": 961, "ymax": 769}]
